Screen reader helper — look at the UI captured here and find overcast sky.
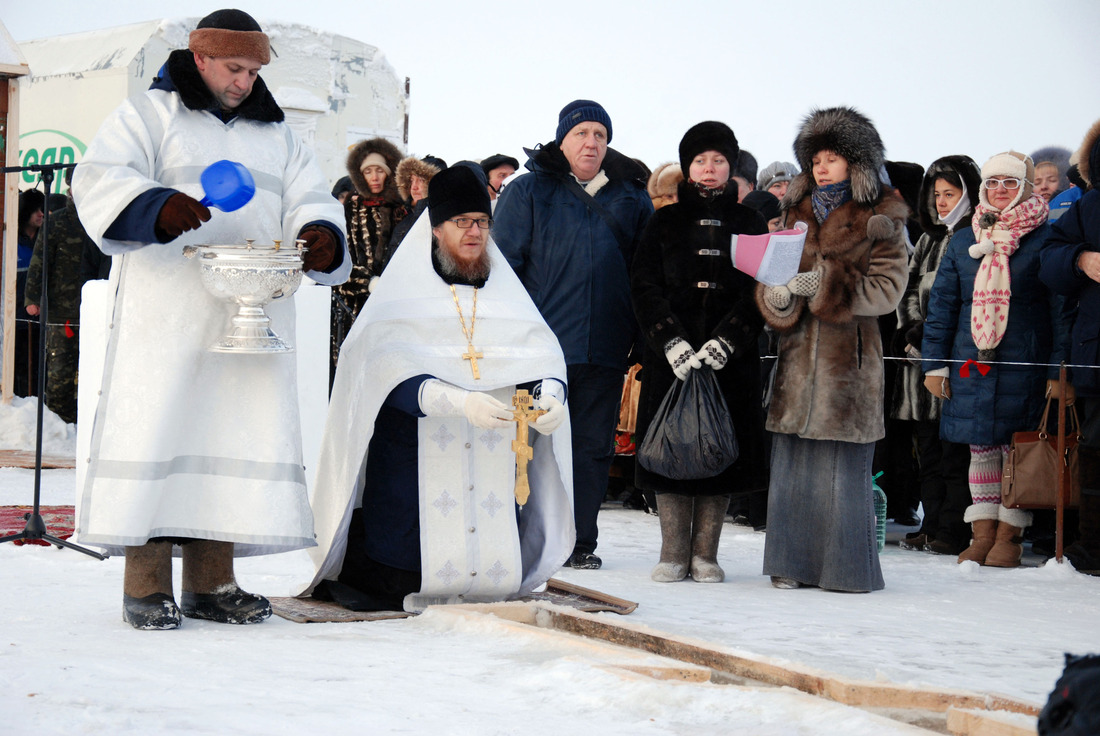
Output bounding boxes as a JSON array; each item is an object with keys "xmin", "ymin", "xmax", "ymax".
[{"xmin": 6, "ymin": 0, "xmax": 1100, "ymax": 181}]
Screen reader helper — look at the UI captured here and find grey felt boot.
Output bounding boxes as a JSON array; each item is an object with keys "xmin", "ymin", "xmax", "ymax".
[
  {"xmin": 123, "ymin": 540, "xmax": 180, "ymax": 630},
  {"xmin": 181, "ymin": 540, "xmax": 271, "ymax": 624},
  {"xmin": 652, "ymin": 494, "xmax": 692, "ymax": 582},
  {"xmin": 690, "ymin": 494, "xmax": 731, "ymax": 583}
]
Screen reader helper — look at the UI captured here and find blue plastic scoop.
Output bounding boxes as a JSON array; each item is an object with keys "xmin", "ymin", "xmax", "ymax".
[{"xmin": 199, "ymin": 160, "xmax": 256, "ymax": 212}]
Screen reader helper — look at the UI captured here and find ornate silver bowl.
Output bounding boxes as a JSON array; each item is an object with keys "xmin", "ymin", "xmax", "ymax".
[{"xmin": 184, "ymin": 240, "xmax": 304, "ymax": 353}]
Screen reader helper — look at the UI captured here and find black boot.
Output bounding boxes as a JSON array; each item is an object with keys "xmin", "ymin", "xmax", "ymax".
[
  {"xmin": 1066, "ymin": 459, "xmax": 1100, "ymax": 575},
  {"xmin": 181, "ymin": 541, "xmax": 271, "ymax": 624},
  {"xmin": 123, "ymin": 541, "xmax": 180, "ymax": 630}
]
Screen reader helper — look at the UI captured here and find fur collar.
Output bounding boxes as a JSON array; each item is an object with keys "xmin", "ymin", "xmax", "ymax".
[
  {"xmin": 788, "ymin": 189, "xmax": 909, "ymax": 259},
  {"xmin": 158, "ymin": 49, "xmax": 283, "ymax": 123},
  {"xmin": 525, "ymin": 142, "xmax": 648, "ymax": 187},
  {"xmin": 1077, "ymin": 118, "xmax": 1100, "ymax": 188},
  {"xmin": 395, "ymin": 157, "xmax": 442, "ymax": 200}
]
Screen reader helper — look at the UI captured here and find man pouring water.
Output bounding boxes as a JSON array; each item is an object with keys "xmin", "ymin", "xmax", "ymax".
[{"xmin": 71, "ymin": 9, "xmax": 348, "ymax": 630}]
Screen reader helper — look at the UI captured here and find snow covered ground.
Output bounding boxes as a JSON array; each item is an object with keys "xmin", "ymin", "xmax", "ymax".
[{"xmin": 2, "ymin": 401, "xmax": 1097, "ymax": 734}]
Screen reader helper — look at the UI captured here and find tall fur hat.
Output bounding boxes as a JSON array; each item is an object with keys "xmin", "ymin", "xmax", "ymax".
[
  {"xmin": 678, "ymin": 121, "xmax": 739, "ymax": 179},
  {"xmin": 917, "ymin": 155, "xmax": 982, "ymax": 234},
  {"xmin": 395, "ymin": 156, "xmax": 443, "ymax": 201},
  {"xmin": 345, "ymin": 137, "xmax": 404, "ymax": 201},
  {"xmin": 980, "ymin": 150, "xmax": 1034, "ymax": 210},
  {"xmin": 789, "ymin": 106, "xmax": 886, "ymax": 205},
  {"xmin": 1075, "ymin": 118, "xmax": 1100, "ymax": 189},
  {"xmin": 189, "ymin": 9, "xmax": 271, "ymax": 65}
]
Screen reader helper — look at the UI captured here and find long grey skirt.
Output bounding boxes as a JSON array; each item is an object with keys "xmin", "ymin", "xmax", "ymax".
[{"xmin": 762, "ymin": 434, "xmax": 884, "ymax": 592}]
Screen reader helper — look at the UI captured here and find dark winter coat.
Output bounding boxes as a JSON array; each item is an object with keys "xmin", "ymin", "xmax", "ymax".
[
  {"xmin": 891, "ymin": 155, "xmax": 983, "ymax": 422},
  {"xmin": 1040, "ymin": 189, "xmax": 1100, "ymax": 396},
  {"xmin": 631, "ymin": 182, "xmax": 769, "ymax": 494},
  {"xmin": 493, "ymin": 143, "xmax": 653, "ymax": 369},
  {"xmin": 755, "ymin": 192, "xmax": 910, "ymax": 443},
  {"xmin": 922, "ymin": 224, "xmax": 1066, "ymax": 445}
]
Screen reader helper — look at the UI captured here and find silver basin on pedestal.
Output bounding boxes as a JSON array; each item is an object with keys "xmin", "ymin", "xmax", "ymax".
[{"xmin": 184, "ymin": 240, "xmax": 304, "ymax": 353}]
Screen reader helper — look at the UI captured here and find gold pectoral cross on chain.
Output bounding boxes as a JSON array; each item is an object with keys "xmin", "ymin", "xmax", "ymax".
[
  {"xmin": 510, "ymin": 389, "xmax": 546, "ymax": 506},
  {"xmin": 462, "ymin": 347, "xmax": 484, "ymax": 380}
]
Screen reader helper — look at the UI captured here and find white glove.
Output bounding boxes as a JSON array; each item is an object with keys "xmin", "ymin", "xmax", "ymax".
[
  {"xmin": 664, "ymin": 338, "xmax": 702, "ymax": 381},
  {"xmin": 532, "ymin": 395, "xmax": 566, "ymax": 434},
  {"xmin": 699, "ymin": 338, "xmax": 730, "ymax": 370},
  {"xmin": 787, "ymin": 270, "xmax": 821, "ymax": 297},
  {"xmin": 763, "ymin": 285, "xmax": 792, "ymax": 310},
  {"xmin": 419, "ymin": 379, "xmax": 512, "ymax": 429}
]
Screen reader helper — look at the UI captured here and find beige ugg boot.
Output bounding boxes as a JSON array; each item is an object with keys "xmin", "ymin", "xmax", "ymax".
[
  {"xmin": 958, "ymin": 504, "xmax": 1000, "ymax": 564},
  {"xmin": 984, "ymin": 523, "xmax": 1025, "ymax": 567}
]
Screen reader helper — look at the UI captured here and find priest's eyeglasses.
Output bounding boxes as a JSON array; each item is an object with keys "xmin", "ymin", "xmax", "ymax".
[
  {"xmin": 983, "ymin": 177, "xmax": 1022, "ymax": 190},
  {"xmin": 448, "ymin": 216, "xmax": 493, "ymax": 230}
]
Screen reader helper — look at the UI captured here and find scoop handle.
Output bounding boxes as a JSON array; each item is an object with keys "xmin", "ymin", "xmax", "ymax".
[{"xmin": 199, "ymin": 196, "xmax": 214, "ymax": 208}]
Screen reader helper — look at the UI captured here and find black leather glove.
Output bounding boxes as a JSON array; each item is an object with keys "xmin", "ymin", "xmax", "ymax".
[
  {"xmin": 155, "ymin": 193, "xmax": 211, "ymax": 242},
  {"xmin": 299, "ymin": 226, "xmax": 338, "ymax": 272}
]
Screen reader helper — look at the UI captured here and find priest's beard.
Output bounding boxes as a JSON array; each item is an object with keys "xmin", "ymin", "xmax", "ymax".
[{"xmin": 436, "ymin": 241, "xmax": 492, "ymax": 283}]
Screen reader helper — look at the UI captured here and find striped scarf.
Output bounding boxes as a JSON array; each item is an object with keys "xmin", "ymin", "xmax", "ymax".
[{"xmin": 968, "ymin": 194, "xmax": 1049, "ymax": 352}]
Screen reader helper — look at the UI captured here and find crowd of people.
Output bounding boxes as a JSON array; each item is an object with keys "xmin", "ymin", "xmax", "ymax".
[{"xmin": 12, "ymin": 8, "xmax": 1097, "ymax": 630}]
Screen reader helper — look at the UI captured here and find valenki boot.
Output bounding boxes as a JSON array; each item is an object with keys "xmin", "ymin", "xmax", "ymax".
[
  {"xmin": 123, "ymin": 540, "xmax": 180, "ymax": 630},
  {"xmin": 181, "ymin": 540, "xmax": 271, "ymax": 624},
  {"xmin": 689, "ymin": 494, "xmax": 731, "ymax": 583},
  {"xmin": 651, "ymin": 494, "xmax": 692, "ymax": 582}
]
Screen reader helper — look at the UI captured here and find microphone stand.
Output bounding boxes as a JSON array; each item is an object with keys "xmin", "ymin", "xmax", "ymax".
[{"xmin": 0, "ymin": 162, "xmax": 105, "ymax": 559}]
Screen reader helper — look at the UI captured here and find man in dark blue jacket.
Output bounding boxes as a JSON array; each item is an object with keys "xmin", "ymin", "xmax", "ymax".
[
  {"xmin": 493, "ymin": 100, "xmax": 653, "ymax": 569},
  {"xmin": 1039, "ymin": 117, "xmax": 1100, "ymax": 575}
]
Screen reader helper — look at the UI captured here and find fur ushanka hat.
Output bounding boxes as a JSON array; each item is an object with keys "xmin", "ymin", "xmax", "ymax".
[
  {"xmin": 346, "ymin": 137, "xmax": 404, "ymax": 201},
  {"xmin": 189, "ymin": 9, "xmax": 271, "ymax": 65},
  {"xmin": 678, "ymin": 121, "xmax": 740, "ymax": 179},
  {"xmin": 787, "ymin": 106, "xmax": 886, "ymax": 206}
]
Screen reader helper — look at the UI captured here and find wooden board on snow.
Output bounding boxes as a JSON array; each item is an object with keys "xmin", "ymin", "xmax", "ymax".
[
  {"xmin": 270, "ymin": 578, "xmax": 637, "ymax": 624},
  {"xmin": 0, "ymin": 450, "xmax": 75, "ymax": 469}
]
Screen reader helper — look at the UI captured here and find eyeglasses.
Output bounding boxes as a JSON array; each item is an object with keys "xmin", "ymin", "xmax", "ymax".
[
  {"xmin": 983, "ymin": 178, "xmax": 1022, "ymax": 190},
  {"xmin": 448, "ymin": 216, "xmax": 492, "ymax": 230}
]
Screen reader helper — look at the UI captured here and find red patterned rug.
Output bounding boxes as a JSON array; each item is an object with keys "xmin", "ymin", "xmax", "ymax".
[{"xmin": 0, "ymin": 505, "xmax": 75, "ymax": 546}]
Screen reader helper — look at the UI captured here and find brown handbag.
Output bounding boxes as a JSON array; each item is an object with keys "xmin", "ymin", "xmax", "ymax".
[{"xmin": 1002, "ymin": 396, "xmax": 1081, "ymax": 509}]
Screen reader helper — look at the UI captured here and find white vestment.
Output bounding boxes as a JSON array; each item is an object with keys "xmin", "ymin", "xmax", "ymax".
[
  {"xmin": 299, "ymin": 213, "xmax": 575, "ymax": 610},
  {"xmin": 71, "ymin": 87, "xmax": 348, "ymax": 557}
]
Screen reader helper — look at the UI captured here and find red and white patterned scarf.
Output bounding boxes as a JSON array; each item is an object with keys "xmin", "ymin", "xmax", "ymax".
[{"xmin": 968, "ymin": 194, "xmax": 1049, "ymax": 351}]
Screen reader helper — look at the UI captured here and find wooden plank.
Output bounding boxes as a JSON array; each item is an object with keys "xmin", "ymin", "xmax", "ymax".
[
  {"xmin": 946, "ymin": 706, "xmax": 1038, "ymax": 736},
  {"xmin": 537, "ymin": 606, "xmax": 1040, "ymax": 717},
  {"xmin": 269, "ymin": 596, "xmax": 411, "ymax": 624},
  {"xmin": 0, "ymin": 450, "xmax": 76, "ymax": 469}
]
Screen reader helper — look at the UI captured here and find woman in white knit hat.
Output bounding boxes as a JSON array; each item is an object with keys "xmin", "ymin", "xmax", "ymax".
[{"xmin": 921, "ymin": 151, "xmax": 1068, "ymax": 567}]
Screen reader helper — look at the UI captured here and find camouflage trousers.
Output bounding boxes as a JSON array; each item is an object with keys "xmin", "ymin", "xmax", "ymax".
[{"xmin": 43, "ymin": 323, "xmax": 78, "ymax": 425}]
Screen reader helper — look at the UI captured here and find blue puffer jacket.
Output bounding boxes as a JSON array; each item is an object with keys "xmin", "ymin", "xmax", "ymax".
[
  {"xmin": 922, "ymin": 223, "xmax": 1066, "ymax": 445},
  {"xmin": 493, "ymin": 143, "xmax": 653, "ymax": 369},
  {"xmin": 1040, "ymin": 189, "xmax": 1100, "ymax": 396}
]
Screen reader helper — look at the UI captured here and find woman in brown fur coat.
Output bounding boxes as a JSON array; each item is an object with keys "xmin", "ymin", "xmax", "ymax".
[
  {"xmin": 756, "ymin": 107, "xmax": 909, "ymax": 592},
  {"xmin": 332, "ymin": 138, "xmax": 409, "ymax": 382}
]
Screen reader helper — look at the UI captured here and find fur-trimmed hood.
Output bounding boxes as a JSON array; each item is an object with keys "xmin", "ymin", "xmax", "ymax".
[
  {"xmin": 154, "ymin": 49, "xmax": 283, "ymax": 122},
  {"xmin": 346, "ymin": 138, "xmax": 404, "ymax": 203},
  {"xmin": 1076, "ymin": 118, "xmax": 1100, "ymax": 189},
  {"xmin": 917, "ymin": 155, "xmax": 982, "ymax": 236},
  {"xmin": 784, "ymin": 106, "xmax": 886, "ymax": 208},
  {"xmin": 395, "ymin": 157, "xmax": 442, "ymax": 201}
]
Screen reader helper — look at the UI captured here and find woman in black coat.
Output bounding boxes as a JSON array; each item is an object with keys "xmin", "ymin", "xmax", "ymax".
[{"xmin": 631, "ymin": 121, "xmax": 768, "ymax": 584}]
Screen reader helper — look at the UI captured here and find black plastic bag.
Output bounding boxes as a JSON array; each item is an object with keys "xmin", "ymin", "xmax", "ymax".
[{"xmin": 636, "ymin": 367, "xmax": 738, "ymax": 480}]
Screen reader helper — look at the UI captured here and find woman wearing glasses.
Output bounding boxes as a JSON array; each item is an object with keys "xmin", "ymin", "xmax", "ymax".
[
  {"xmin": 631, "ymin": 121, "xmax": 769, "ymax": 584},
  {"xmin": 921, "ymin": 151, "xmax": 1066, "ymax": 567}
]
